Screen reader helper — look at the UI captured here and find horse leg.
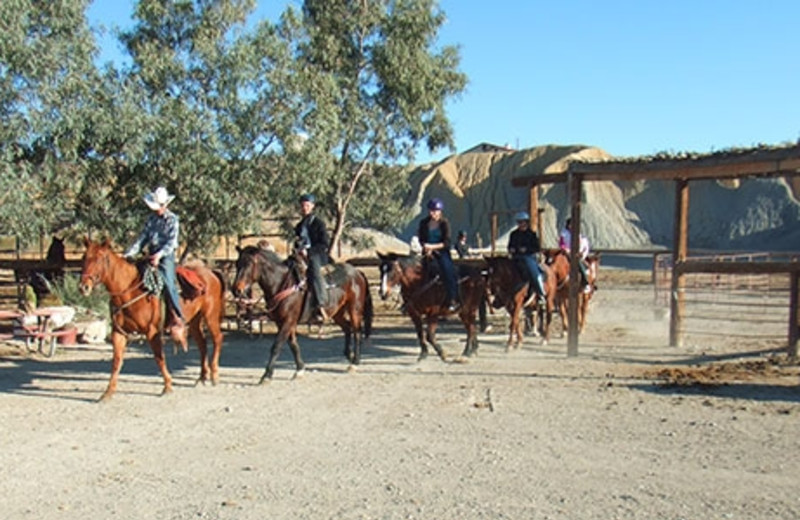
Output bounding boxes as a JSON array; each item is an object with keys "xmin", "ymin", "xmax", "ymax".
[
  {"xmin": 147, "ymin": 329, "xmax": 174, "ymax": 397},
  {"xmin": 261, "ymin": 325, "xmax": 292, "ymax": 384},
  {"xmin": 288, "ymin": 330, "xmax": 306, "ymax": 380},
  {"xmin": 335, "ymin": 314, "xmax": 353, "ymax": 362},
  {"xmin": 461, "ymin": 312, "xmax": 479, "ymax": 358},
  {"xmin": 205, "ymin": 309, "xmax": 225, "ymax": 386},
  {"xmin": 507, "ymin": 302, "xmax": 523, "ymax": 351},
  {"xmin": 99, "ymin": 331, "xmax": 134, "ymax": 402},
  {"xmin": 348, "ymin": 305, "xmax": 363, "ymax": 366},
  {"xmin": 558, "ymin": 294, "xmax": 568, "ymax": 339},
  {"xmin": 540, "ymin": 297, "xmax": 554, "ymax": 346},
  {"xmin": 579, "ymin": 294, "xmax": 588, "ymax": 333},
  {"xmin": 409, "ymin": 312, "xmax": 430, "ymax": 361},
  {"xmin": 187, "ymin": 316, "xmax": 210, "ymax": 385},
  {"xmin": 427, "ymin": 317, "xmax": 447, "ymax": 361}
]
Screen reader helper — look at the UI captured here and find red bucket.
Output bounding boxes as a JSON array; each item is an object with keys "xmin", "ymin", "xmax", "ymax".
[{"xmin": 57, "ymin": 326, "xmax": 78, "ymax": 345}]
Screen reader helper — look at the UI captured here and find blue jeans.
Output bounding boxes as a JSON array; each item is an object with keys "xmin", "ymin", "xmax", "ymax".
[
  {"xmin": 434, "ymin": 250, "xmax": 459, "ymax": 303},
  {"xmin": 517, "ymin": 255, "xmax": 545, "ymax": 296},
  {"xmin": 158, "ymin": 254, "xmax": 185, "ymax": 321}
]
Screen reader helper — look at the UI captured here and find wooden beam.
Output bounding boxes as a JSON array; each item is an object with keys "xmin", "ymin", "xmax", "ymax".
[{"xmin": 511, "ymin": 146, "xmax": 800, "ymax": 187}]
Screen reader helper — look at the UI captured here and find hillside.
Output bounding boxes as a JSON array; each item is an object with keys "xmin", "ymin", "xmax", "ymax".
[{"xmin": 400, "ymin": 144, "xmax": 800, "ymax": 252}]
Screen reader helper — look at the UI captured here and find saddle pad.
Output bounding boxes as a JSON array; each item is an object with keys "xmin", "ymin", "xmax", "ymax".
[{"xmin": 176, "ymin": 266, "xmax": 206, "ymax": 297}]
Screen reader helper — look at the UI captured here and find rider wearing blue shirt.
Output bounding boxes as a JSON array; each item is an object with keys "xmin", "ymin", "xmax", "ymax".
[{"xmin": 125, "ymin": 186, "xmax": 186, "ymax": 335}]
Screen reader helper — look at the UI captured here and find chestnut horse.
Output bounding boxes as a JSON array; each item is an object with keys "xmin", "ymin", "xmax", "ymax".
[
  {"xmin": 78, "ymin": 237, "xmax": 226, "ymax": 401},
  {"xmin": 377, "ymin": 252, "xmax": 486, "ymax": 360},
  {"xmin": 484, "ymin": 256, "xmax": 557, "ymax": 349},
  {"xmin": 546, "ymin": 249, "xmax": 600, "ymax": 334},
  {"xmin": 231, "ymin": 245, "xmax": 373, "ymax": 382}
]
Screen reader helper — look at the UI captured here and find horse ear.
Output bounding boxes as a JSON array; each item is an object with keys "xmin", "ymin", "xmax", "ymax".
[
  {"xmin": 101, "ymin": 236, "xmax": 111, "ymax": 248},
  {"xmin": 236, "ymin": 245, "xmax": 242, "ymax": 253},
  {"xmin": 82, "ymin": 235, "xmax": 90, "ymax": 248}
]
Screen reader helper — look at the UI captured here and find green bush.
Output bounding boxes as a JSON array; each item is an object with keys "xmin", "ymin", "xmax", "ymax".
[{"xmin": 46, "ymin": 273, "xmax": 109, "ymax": 320}]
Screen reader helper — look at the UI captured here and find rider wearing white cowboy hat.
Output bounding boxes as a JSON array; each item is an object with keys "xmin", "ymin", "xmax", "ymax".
[{"xmin": 125, "ymin": 186, "xmax": 186, "ymax": 336}]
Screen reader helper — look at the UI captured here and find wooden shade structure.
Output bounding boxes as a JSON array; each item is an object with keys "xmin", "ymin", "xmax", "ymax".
[{"xmin": 510, "ymin": 144, "xmax": 800, "ymax": 357}]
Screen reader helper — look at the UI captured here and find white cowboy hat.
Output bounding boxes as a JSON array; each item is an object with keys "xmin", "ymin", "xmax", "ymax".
[{"xmin": 143, "ymin": 186, "xmax": 175, "ymax": 210}]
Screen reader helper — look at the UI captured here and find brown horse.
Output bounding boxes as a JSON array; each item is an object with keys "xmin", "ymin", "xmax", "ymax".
[
  {"xmin": 230, "ymin": 245, "xmax": 373, "ymax": 382},
  {"xmin": 377, "ymin": 252, "xmax": 486, "ymax": 360},
  {"xmin": 546, "ymin": 249, "xmax": 600, "ymax": 334},
  {"xmin": 78, "ymin": 237, "xmax": 226, "ymax": 401},
  {"xmin": 484, "ymin": 256, "xmax": 557, "ymax": 349}
]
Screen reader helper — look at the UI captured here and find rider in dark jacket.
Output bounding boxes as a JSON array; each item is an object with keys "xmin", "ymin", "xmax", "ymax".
[
  {"xmin": 417, "ymin": 197, "xmax": 460, "ymax": 312},
  {"xmin": 295, "ymin": 193, "xmax": 330, "ymax": 321},
  {"xmin": 507, "ymin": 211, "xmax": 546, "ymax": 306}
]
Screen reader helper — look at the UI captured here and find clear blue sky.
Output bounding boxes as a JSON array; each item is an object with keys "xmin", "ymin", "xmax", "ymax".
[{"xmin": 88, "ymin": 0, "xmax": 800, "ymax": 163}]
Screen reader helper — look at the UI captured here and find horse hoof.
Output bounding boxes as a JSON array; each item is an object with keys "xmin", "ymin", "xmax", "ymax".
[
  {"xmin": 347, "ymin": 364, "xmax": 358, "ymax": 373},
  {"xmin": 292, "ymin": 368, "xmax": 306, "ymax": 380},
  {"xmin": 258, "ymin": 375, "xmax": 272, "ymax": 385},
  {"xmin": 160, "ymin": 386, "xmax": 173, "ymax": 396},
  {"xmin": 97, "ymin": 392, "xmax": 113, "ymax": 403},
  {"xmin": 452, "ymin": 356, "xmax": 470, "ymax": 364}
]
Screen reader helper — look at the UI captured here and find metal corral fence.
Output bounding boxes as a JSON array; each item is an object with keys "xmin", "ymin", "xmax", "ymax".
[{"xmin": 655, "ymin": 252, "xmax": 800, "ymax": 342}]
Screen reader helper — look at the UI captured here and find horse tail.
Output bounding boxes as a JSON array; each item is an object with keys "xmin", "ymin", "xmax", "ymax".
[
  {"xmin": 213, "ymin": 269, "xmax": 227, "ymax": 322},
  {"xmin": 360, "ymin": 270, "xmax": 374, "ymax": 339}
]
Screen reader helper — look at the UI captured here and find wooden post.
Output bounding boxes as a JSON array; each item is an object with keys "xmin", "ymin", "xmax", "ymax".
[
  {"xmin": 669, "ymin": 179, "xmax": 689, "ymax": 347},
  {"xmin": 567, "ymin": 172, "xmax": 582, "ymax": 356},
  {"xmin": 490, "ymin": 213, "xmax": 498, "ymax": 256},
  {"xmin": 529, "ymin": 184, "xmax": 540, "ymax": 236},
  {"xmin": 789, "ymin": 271, "xmax": 799, "ymax": 358}
]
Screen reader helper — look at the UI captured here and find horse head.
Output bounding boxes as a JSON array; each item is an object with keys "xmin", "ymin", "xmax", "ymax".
[
  {"xmin": 484, "ymin": 256, "xmax": 518, "ymax": 308},
  {"xmin": 377, "ymin": 252, "xmax": 401, "ymax": 300},
  {"xmin": 79, "ymin": 236, "xmax": 114, "ymax": 296},
  {"xmin": 232, "ymin": 245, "xmax": 289, "ymax": 298},
  {"xmin": 232, "ymin": 245, "xmax": 261, "ymax": 298}
]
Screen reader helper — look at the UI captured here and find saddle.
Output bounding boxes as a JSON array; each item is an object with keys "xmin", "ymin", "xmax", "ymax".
[{"xmin": 176, "ymin": 266, "xmax": 206, "ymax": 299}]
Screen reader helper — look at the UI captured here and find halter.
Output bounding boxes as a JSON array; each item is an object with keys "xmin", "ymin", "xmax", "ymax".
[{"xmin": 236, "ymin": 250, "xmax": 305, "ymax": 317}]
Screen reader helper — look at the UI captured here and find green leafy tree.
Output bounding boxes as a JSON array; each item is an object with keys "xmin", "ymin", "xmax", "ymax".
[
  {"xmin": 268, "ymin": 0, "xmax": 466, "ymax": 254},
  {"xmin": 0, "ymin": 0, "xmax": 98, "ymax": 244},
  {"xmin": 96, "ymin": 0, "xmax": 296, "ymax": 258}
]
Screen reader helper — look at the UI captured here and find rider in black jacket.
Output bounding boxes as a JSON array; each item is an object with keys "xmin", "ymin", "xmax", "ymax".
[{"xmin": 295, "ymin": 193, "xmax": 331, "ymax": 321}]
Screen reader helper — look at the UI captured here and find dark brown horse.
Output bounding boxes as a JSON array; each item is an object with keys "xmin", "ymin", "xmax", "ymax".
[
  {"xmin": 78, "ymin": 237, "xmax": 226, "ymax": 401},
  {"xmin": 484, "ymin": 255, "xmax": 557, "ymax": 349},
  {"xmin": 377, "ymin": 252, "xmax": 486, "ymax": 360},
  {"xmin": 230, "ymin": 245, "xmax": 373, "ymax": 382},
  {"xmin": 546, "ymin": 249, "xmax": 600, "ymax": 334}
]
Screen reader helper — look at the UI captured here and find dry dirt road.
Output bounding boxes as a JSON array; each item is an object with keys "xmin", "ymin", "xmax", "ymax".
[{"xmin": 1, "ymin": 269, "xmax": 799, "ymax": 520}]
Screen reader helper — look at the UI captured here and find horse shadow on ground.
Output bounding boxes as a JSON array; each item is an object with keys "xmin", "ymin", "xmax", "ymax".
[
  {"xmin": 0, "ymin": 340, "xmax": 208, "ymax": 402},
  {"xmin": 0, "ymin": 319, "xmax": 500, "ymax": 400}
]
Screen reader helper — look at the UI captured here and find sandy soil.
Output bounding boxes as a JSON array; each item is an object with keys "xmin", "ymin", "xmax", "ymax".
[{"xmin": 1, "ymin": 270, "xmax": 799, "ymax": 520}]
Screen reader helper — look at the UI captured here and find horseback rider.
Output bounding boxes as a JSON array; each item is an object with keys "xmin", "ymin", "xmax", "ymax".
[
  {"xmin": 558, "ymin": 217, "xmax": 591, "ymax": 292},
  {"xmin": 508, "ymin": 211, "xmax": 546, "ymax": 308},
  {"xmin": 124, "ymin": 186, "xmax": 186, "ymax": 338},
  {"xmin": 417, "ymin": 197, "xmax": 460, "ymax": 312},
  {"xmin": 294, "ymin": 193, "xmax": 330, "ymax": 322}
]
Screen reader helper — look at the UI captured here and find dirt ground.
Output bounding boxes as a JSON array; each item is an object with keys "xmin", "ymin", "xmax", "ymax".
[{"xmin": 1, "ymin": 267, "xmax": 799, "ymax": 520}]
